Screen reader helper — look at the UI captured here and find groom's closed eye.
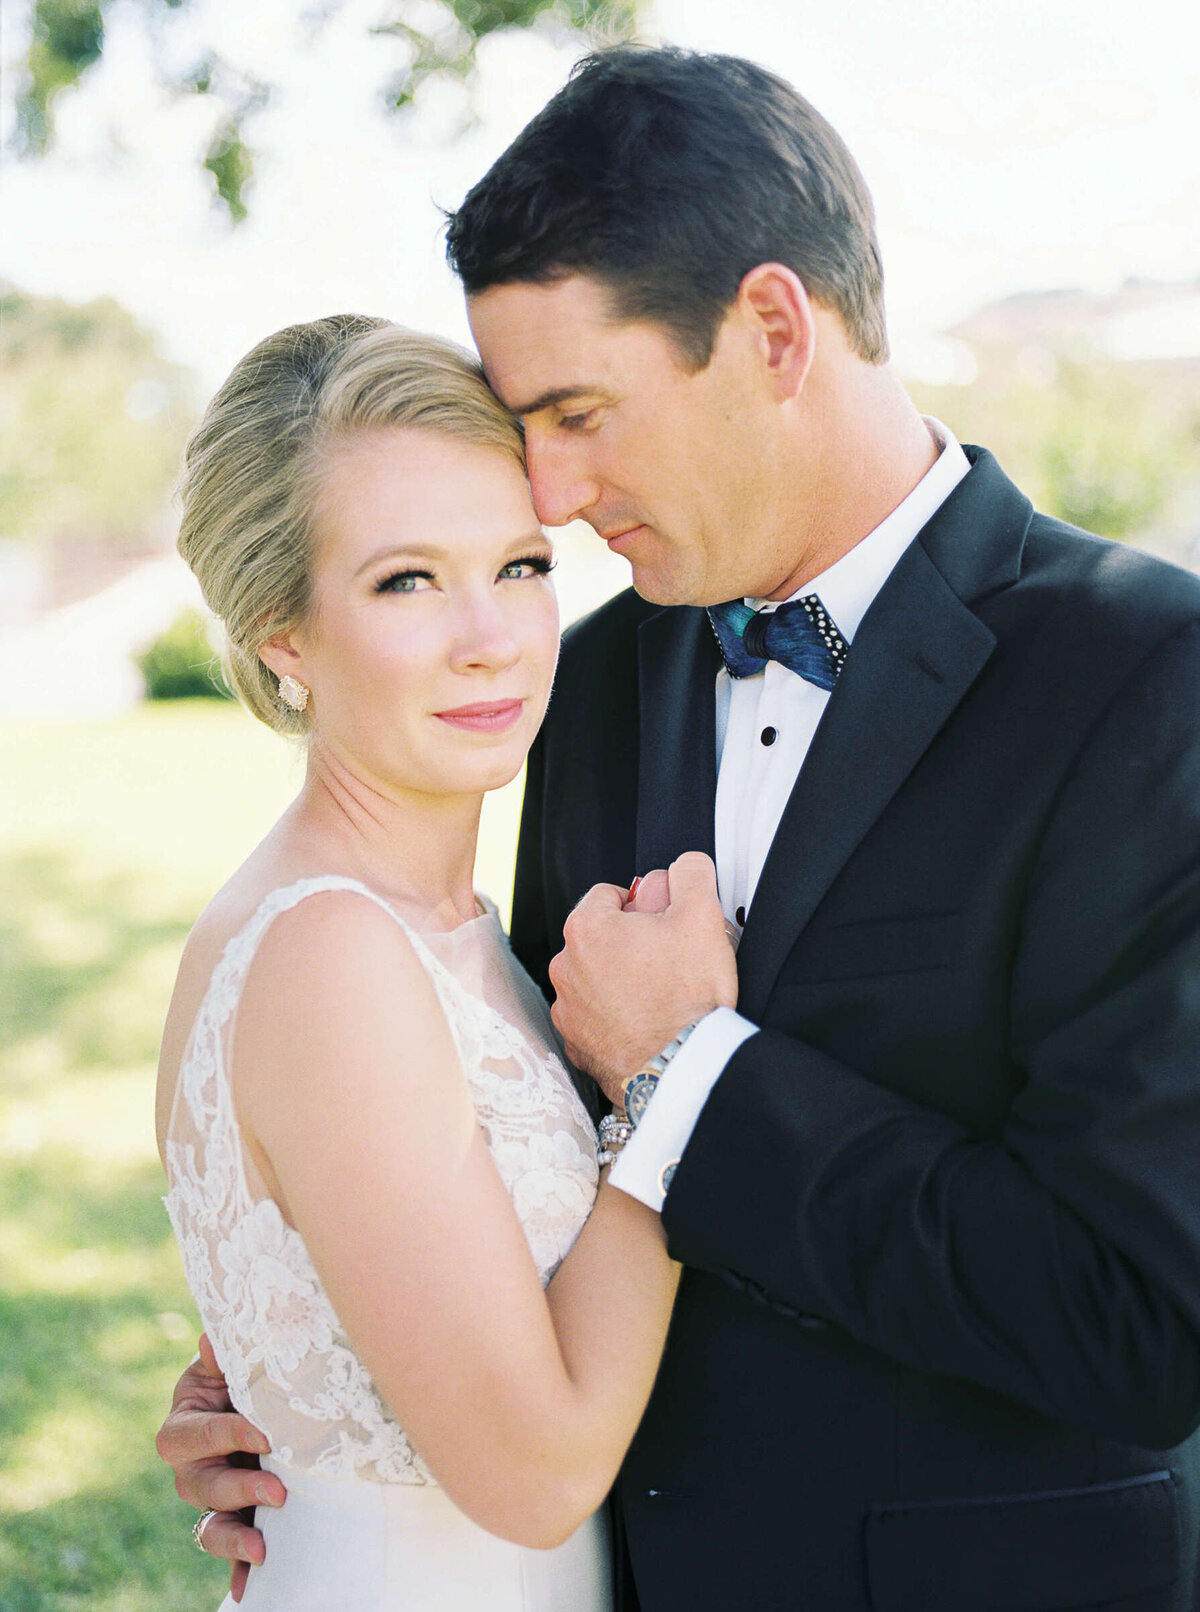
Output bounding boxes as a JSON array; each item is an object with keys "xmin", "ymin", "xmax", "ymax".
[{"xmin": 557, "ymin": 410, "xmax": 601, "ymax": 432}]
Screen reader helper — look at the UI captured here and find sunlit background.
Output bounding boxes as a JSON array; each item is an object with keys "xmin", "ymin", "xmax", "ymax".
[{"xmin": 2, "ymin": 0, "xmax": 1198, "ymax": 1603}]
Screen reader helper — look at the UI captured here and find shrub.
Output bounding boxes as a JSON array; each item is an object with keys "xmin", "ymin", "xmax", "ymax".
[{"xmin": 137, "ymin": 608, "xmax": 231, "ymax": 700}]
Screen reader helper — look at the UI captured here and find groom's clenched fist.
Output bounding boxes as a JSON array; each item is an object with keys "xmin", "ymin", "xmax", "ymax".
[{"xmin": 548, "ymin": 852, "xmax": 737, "ymax": 1106}]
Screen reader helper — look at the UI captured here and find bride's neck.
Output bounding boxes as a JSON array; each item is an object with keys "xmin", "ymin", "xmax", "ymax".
[{"xmin": 286, "ymin": 747, "xmax": 483, "ymax": 928}]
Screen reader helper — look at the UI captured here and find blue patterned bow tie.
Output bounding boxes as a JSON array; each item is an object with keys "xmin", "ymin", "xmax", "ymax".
[{"xmin": 706, "ymin": 596, "xmax": 848, "ymax": 691}]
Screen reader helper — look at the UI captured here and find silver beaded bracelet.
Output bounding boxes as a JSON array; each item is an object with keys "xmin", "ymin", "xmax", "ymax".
[{"xmin": 597, "ymin": 1112, "xmax": 634, "ymax": 1167}]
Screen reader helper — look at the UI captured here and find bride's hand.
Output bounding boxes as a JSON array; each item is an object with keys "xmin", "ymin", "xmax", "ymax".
[{"xmin": 625, "ymin": 868, "xmax": 670, "ymax": 914}]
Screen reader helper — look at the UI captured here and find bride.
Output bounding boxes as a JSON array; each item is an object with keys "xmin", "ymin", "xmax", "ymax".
[{"xmin": 155, "ymin": 315, "xmax": 728, "ymax": 1609}]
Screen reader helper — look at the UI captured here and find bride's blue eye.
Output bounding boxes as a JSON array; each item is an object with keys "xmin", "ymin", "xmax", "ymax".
[
  {"xmin": 499, "ymin": 555, "xmax": 556, "ymax": 581},
  {"xmin": 375, "ymin": 570, "xmax": 432, "ymax": 594}
]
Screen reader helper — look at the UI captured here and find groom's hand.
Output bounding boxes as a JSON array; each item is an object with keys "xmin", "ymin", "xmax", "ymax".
[
  {"xmin": 549, "ymin": 852, "xmax": 737, "ymax": 1106},
  {"xmin": 155, "ymin": 1334, "xmax": 284, "ymax": 1602}
]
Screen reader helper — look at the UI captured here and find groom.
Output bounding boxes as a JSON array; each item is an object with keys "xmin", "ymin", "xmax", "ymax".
[{"xmin": 160, "ymin": 47, "xmax": 1200, "ymax": 1610}]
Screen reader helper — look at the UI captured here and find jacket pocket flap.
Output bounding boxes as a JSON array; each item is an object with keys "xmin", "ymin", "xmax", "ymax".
[{"xmin": 865, "ymin": 1471, "xmax": 1178, "ymax": 1612}]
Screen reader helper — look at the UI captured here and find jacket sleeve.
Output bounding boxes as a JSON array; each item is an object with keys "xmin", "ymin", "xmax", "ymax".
[{"xmin": 663, "ymin": 619, "xmax": 1200, "ymax": 1450}]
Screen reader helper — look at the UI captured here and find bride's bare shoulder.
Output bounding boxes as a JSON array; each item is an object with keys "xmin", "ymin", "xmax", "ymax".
[
  {"xmin": 231, "ymin": 885, "xmax": 461, "ymax": 1153},
  {"xmin": 235, "ymin": 880, "xmax": 436, "ymax": 1029}
]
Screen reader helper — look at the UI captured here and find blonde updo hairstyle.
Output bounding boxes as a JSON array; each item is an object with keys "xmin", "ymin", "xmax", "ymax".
[{"xmin": 178, "ymin": 315, "xmax": 526, "ymax": 736}]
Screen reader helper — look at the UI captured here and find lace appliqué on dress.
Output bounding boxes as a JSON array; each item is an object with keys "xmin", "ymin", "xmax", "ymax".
[{"xmin": 163, "ymin": 877, "xmax": 598, "ymax": 1485}]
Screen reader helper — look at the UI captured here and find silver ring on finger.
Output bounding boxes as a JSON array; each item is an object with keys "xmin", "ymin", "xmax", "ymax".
[{"xmin": 192, "ymin": 1507, "xmax": 219, "ymax": 1553}]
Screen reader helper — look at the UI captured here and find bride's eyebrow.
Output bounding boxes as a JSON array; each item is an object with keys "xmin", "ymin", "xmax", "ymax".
[
  {"xmin": 355, "ymin": 545, "xmax": 444, "ymax": 576},
  {"xmin": 355, "ymin": 534, "xmax": 550, "ymax": 577},
  {"xmin": 504, "ymin": 531, "xmax": 555, "ymax": 551}
]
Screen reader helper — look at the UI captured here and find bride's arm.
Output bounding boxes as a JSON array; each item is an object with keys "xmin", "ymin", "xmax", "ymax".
[{"xmin": 234, "ymin": 890, "xmax": 680, "ymax": 1550}]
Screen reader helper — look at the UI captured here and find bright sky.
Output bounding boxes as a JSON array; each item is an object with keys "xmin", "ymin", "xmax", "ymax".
[{"xmin": 2, "ymin": 0, "xmax": 1198, "ymax": 396}]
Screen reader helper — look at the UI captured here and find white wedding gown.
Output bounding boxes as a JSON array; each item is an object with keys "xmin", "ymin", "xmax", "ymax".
[{"xmin": 163, "ymin": 876, "xmax": 612, "ymax": 1610}]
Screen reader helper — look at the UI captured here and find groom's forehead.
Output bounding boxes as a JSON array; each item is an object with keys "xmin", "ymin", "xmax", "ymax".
[
  {"xmin": 467, "ymin": 277, "xmax": 623, "ymax": 407},
  {"xmin": 469, "ymin": 272, "xmax": 613, "ymax": 340}
]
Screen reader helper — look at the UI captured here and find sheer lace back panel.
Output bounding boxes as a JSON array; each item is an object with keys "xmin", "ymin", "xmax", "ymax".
[{"xmin": 164, "ymin": 877, "xmax": 598, "ymax": 1484}]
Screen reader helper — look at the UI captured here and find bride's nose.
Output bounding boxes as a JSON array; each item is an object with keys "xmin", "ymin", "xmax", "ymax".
[{"xmin": 447, "ymin": 591, "xmax": 522, "ymax": 673}]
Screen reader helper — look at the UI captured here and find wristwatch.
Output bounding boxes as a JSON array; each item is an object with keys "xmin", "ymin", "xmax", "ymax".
[{"xmin": 621, "ymin": 1021, "xmax": 701, "ymax": 1129}]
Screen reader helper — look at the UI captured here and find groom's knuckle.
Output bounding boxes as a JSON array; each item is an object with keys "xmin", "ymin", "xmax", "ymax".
[
  {"xmin": 199, "ymin": 1414, "xmax": 234, "ymax": 1458},
  {"xmin": 216, "ymin": 1471, "xmax": 255, "ymax": 1511},
  {"xmin": 154, "ymin": 1420, "xmax": 175, "ymax": 1463},
  {"xmin": 203, "ymin": 1519, "xmax": 235, "ymax": 1560},
  {"xmin": 672, "ymin": 850, "xmax": 711, "ymax": 883}
]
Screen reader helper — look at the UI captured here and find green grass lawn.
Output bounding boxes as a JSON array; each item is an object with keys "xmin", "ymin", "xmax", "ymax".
[{"xmin": 0, "ymin": 700, "xmax": 524, "ymax": 1610}]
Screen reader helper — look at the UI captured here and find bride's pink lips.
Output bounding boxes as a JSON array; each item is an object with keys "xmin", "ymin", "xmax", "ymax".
[{"xmin": 434, "ymin": 698, "xmax": 525, "ymax": 733}]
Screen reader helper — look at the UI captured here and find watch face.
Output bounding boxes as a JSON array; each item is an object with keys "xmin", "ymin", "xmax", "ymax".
[{"xmin": 625, "ymin": 1070, "xmax": 659, "ymax": 1129}]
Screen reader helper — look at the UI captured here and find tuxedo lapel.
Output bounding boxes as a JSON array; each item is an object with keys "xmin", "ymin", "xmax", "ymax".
[
  {"xmin": 735, "ymin": 454, "xmax": 1026, "ymax": 1021},
  {"xmin": 636, "ymin": 606, "xmax": 720, "ymax": 873}
]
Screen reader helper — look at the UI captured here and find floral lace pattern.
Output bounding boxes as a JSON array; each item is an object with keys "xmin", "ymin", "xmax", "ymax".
[{"xmin": 164, "ymin": 877, "xmax": 598, "ymax": 1485}]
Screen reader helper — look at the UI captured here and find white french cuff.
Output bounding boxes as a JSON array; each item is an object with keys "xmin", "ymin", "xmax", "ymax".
[{"xmin": 607, "ymin": 1006, "xmax": 758, "ymax": 1211}]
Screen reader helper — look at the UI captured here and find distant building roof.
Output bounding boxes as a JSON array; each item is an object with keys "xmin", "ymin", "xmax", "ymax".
[{"xmin": 948, "ymin": 277, "xmax": 1200, "ymax": 365}]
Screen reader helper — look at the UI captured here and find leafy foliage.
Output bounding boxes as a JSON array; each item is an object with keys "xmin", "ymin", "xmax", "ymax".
[
  {"xmin": 203, "ymin": 117, "xmax": 257, "ymax": 225},
  {"xmin": 0, "ymin": 284, "xmax": 195, "ymax": 547},
  {"xmin": 378, "ymin": 0, "xmax": 637, "ymax": 110},
  {"xmin": 16, "ymin": 0, "xmax": 106, "ymax": 154},
  {"xmin": 136, "ymin": 609, "xmax": 232, "ymax": 701},
  {"xmin": 13, "ymin": 0, "xmax": 640, "ymax": 221},
  {"xmin": 912, "ymin": 356, "xmax": 1200, "ymax": 542}
]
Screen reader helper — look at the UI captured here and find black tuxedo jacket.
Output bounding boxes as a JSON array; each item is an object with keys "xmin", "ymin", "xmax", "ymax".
[{"xmin": 510, "ymin": 447, "xmax": 1200, "ymax": 1612}]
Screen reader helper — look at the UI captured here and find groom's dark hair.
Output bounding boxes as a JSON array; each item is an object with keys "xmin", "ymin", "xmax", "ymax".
[{"xmin": 445, "ymin": 45, "xmax": 887, "ymax": 369}]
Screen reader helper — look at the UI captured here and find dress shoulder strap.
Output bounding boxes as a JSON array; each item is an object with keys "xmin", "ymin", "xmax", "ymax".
[{"xmin": 203, "ymin": 875, "xmax": 454, "ymax": 1035}]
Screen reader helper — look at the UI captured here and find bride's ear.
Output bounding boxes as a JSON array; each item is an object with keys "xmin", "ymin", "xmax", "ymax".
[{"xmin": 257, "ymin": 630, "xmax": 305, "ymax": 687}]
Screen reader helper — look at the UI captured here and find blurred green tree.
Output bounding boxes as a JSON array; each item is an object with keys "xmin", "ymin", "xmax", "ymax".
[
  {"xmin": 0, "ymin": 283, "xmax": 194, "ymax": 547},
  {"xmin": 13, "ymin": 0, "xmax": 641, "ymax": 222},
  {"xmin": 911, "ymin": 356, "xmax": 1200, "ymax": 542},
  {"xmin": 137, "ymin": 607, "xmax": 232, "ymax": 699}
]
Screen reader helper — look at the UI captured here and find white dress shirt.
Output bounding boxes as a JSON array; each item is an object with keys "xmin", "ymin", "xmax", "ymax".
[{"xmin": 609, "ymin": 421, "xmax": 971, "ymax": 1210}]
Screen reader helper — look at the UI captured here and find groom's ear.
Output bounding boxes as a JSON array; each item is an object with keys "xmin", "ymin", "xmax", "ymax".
[{"xmin": 735, "ymin": 263, "xmax": 816, "ymax": 401}]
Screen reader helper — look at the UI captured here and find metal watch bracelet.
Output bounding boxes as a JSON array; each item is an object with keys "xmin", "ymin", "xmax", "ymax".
[{"xmin": 621, "ymin": 1019, "xmax": 701, "ymax": 1130}]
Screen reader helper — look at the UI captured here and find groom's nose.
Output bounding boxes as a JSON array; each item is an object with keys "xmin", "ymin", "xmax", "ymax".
[{"xmin": 525, "ymin": 435, "xmax": 601, "ymax": 528}]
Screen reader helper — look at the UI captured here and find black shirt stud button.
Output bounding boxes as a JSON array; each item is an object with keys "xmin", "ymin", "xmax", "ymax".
[
  {"xmin": 735, "ymin": 906, "xmax": 745, "ymax": 927},
  {"xmin": 760, "ymin": 726, "xmax": 777, "ymax": 746}
]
